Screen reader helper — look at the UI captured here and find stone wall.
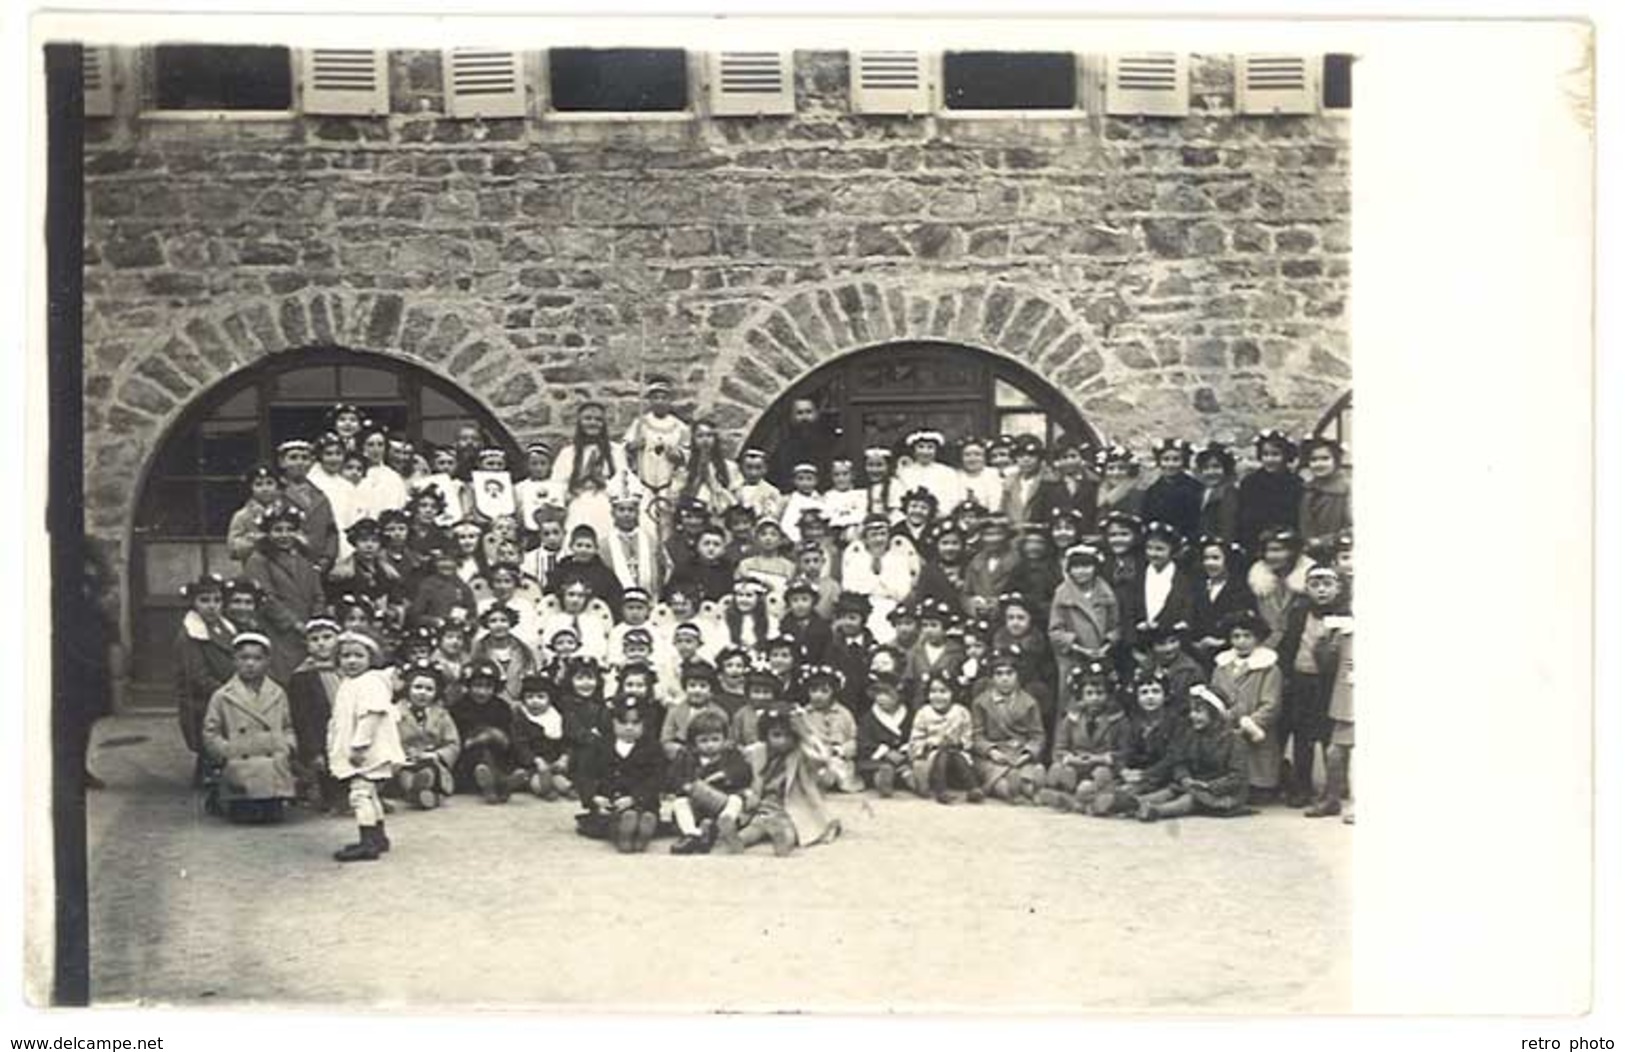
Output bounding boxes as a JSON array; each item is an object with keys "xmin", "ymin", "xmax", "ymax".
[{"xmin": 81, "ymin": 48, "xmax": 1351, "ymax": 625}]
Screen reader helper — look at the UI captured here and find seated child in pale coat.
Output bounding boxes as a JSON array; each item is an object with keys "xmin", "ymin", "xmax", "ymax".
[{"xmin": 395, "ymin": 660, "xmax": 461, "ymax": 811}]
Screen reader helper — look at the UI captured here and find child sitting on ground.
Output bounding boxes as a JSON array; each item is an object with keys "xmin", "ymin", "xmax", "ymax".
[
  {"xmin": 669, "ymin": 710, "xmax": 755, "ymax": 856},
  {"xmin": 328, "ymin": 632, "xmax": 405, "ymax": 861},
  {"xmin": 720, "ymin": 707, "xmax": 841, "ymax": 857},
  {"xmin": 730, "ymin": 667, "xmax": 783, "ymax": 746},
  {"xmin": 856, "ymin": 674, "xmax": 914, "ymax": 797},
  {"xmin": 450, "ymin": 660, "xmax": 515, "ymax": 804},
  {"xmin": 1087, "ymin": 669, "xmax": 1186, "ymax": 818},
  {"xmin": 395, "ymin": 661, "xmax": 461, "ymax": 810},
  {"xmin": 508, "ymin": 674, "xmax": 573, "ymax": 800},
  {"xmin": 201, "ymin": 632, "xmax": 297, "ymax": 823},
  {"xmin": 661, "ymin": 661, "xmax": 730, "ymax": 760},
  {"xmin": 908, "ymin": 671, "xmax": 980, "ymax": 804},
  {"xmin": 1041, "ymin": 660, "xmax": 1132, "ymax": 812},
  {"xmin": 970, "ymin": 648, "xmax": 1047, "ymax": 804},
  {"xmin": 1135, "ymin": 686, "xmax": 1252, "ymax": 822},
  {"xmin": 574, "ymin": 698, "xmax": 666, "ymax": 853},
  {"xmin": 800, "ymin": 665, "xmax": 862, "ymax": 793}
]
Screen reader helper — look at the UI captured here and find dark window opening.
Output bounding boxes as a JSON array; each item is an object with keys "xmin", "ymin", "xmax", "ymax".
[
  {"xmin": 151, "ymin": 44, "xmax": 293, "ymax": 111},
  {"xmin": 942, "ymin": 51, "xmax": 1076, "ymax": 111},
  {"xmin": 1323, "ymin": 53, "xmax": 1353, "ymax": 110},
  {"xmin": 548, "ymin": 48, "xmax": 688, "ymax": 112}
]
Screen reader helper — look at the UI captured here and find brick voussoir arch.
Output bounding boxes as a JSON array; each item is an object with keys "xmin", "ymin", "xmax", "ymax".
[{"xmin": 700, "ymin": 278, "xmax": 1112, "ymax": 441}]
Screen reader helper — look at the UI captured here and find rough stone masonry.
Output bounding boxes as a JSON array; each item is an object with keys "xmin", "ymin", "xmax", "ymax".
[{"xmin": 80, "ymin": 49, "xmax": 1350, "ymax": 627}]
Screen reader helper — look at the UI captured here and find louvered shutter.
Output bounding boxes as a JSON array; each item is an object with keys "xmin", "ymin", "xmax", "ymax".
[
  {"xmin": 443, "ymin": 49, "xmax": 527, "ymax": 119},
  {"xmin": 849, "ymin": 50, "xmax": 932, "ymax": 115},
  {"xmin": 1235, "ymin": 54, "xmax": 1318, "ymax": 115},
  {"xmin": 299, "ymin": 49, "xmax": 388, "ymax": 116},
  {"xmin": 1104, "ymin": 52, "xmax": 1189, "ymax": 117},
  {"xmin": 709, "ymin": 50, "xmax": 794, "ymax": 116},
  {"xmin": 83, "ymin": 45, "xmax": 115, "ymax": 117}
]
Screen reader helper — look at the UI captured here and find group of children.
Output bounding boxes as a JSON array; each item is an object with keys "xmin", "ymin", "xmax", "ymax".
[{"xmin": 180, "ymin": 378, "xmax": 1355, "ymax": 862}]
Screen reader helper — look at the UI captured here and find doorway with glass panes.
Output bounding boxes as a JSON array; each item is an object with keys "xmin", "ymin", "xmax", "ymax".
[
  {"xmin": 744, "ymin": 342, "xmax": 1096, "ymax": 465},
  {"xmin": 126, "ymin": 348, "xmax": 516, "ymax": 709}
]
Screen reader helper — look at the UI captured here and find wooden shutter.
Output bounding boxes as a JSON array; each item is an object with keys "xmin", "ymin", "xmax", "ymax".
[
  {"xmin": 299, "ymin": 49, "xmax": 388, "ymax": 116},
  {"xmin": 83, "ymin": 45, "xmax": 115, "ymax": 117},
  {"xmin": 1104, "ymin": 52, "xmax": 1189, "ymax": 117},
  {"xmin": 709, "ymin": 50, "xmax": 794, "ymax": 116},
  {"xmin": 1236, "ymin": 54, "xmax": 1318, "ymax": 115},
  {"xmin": 443, "ymin": 49, "xmax": 527, "ymax": 119},
  {"xmin": 849, "ymin": 50, "xmax": 932, "ymax": 115}
]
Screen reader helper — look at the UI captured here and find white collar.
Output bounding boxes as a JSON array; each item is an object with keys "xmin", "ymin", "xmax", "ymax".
[
  {"xmin": 1147, "ymin": 562, "xmax": 1175, "ymax": 579},
  {"xmin": 1216, "ymin": 646, "xmax": 1278, "ymax": 672},
  {"xmin": 614, "ymin": 739, "xmax": 635, "ymax": 758},
  {"xmin": 873, "ymin": 705, "xmax": 906, "ymax": 735}
]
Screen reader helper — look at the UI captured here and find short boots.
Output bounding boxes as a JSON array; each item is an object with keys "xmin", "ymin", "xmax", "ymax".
[
  {"xmin": 334, "ymin": 826, "xmax": 382, "ymax": 863},
  {"xmin": 714, "ymin": 813, "xmax": 744, "ymax": 854},
  {"xmin": 374, "ymin": 822, "xmax": 390, "ymax": 853},
  {"xmin": 873, "ymin": 766, "xmax": 896, "ymax": 798},
  {"xmin": 613, "ymin": 809, "xmax": 640, "ymax": 853}
]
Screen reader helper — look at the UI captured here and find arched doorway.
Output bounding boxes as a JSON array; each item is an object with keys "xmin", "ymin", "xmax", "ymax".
[
  {"xmin": 744, "ymin": 341, "xmax": 1096, "ymax": 465},
  {"xmin": 126, "ymin": 347, "xmax": 517, "ymax": 707},
  {"xmin": 1315, "ymin": 390, "xmax": 1353, "ymax": 464}
]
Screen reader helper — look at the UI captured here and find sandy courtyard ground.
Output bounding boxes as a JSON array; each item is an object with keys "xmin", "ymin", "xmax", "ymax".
[{"xmin": 85, "ymin": 715, "xmax": 1350, "ymax": 1013}]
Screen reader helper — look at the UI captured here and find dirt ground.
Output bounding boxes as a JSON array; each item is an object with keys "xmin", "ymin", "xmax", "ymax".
[{"xmin": 85, "ymin": 714, "xmax": 1350, "ymax": 1013}]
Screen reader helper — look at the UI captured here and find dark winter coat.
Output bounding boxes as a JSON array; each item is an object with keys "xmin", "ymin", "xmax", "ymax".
[
  {"xmin": 174, "ymin": 611, "xmax": 238, "ymax": 752},
  {"xmin": 1174, "ymin": 719, "xmax": 1251, "ymax": 812},
  {"xmin": 1198, "ymin": 481, "xmax": 1240, "ymax": 542},
  {"xmin": 779, "ymin": 611, "xmax": 834, "ymax": 666},
  {"xmin": 1141, "ymin": 472, "xmax": 1204, "ymax": 544},
  {"xmin": 1236, "ymin": 468, "xmax": 1303, "ymax": 552},
  {"xmin": 575, "ymin": 734, "xmax": 667, "ymax": 811}
]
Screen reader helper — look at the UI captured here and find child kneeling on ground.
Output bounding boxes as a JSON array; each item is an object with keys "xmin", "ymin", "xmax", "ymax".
[
  {"xmin": 509, "ymin": 673, "xmax": 574, "ymax": 799},
  {"xmin": 574, "ymin": 697, "xmax": 666, "ymax": 853},
  {"xmin": 201, "ymin": 631, "xmax": 297, "ymax": 824},
  {"xmin": 1135, "ymin": 685, "xmax": 1252, "ymax": 822},
  {"xmin": 908, "ymin": 671, "xmax": 981, "ymax": 804},
  {"xmin": 719, "ymin": 707, "xmax": 842, "ymax": 856},
  {"xmin": 1039, "ymin": 659, "xmax": 1132, "ymax": 811},
  {"xmin": 395, "ymin": 660, "xmax": 460, "ymax": 810},
  {"xmin": 669, "ymin": 710, "xmax": 754, "ymax": 855},
  {"xmin": 329, "ymin": 632, "xmax": 405, "ymax": 861},
  {"xmin": 856, "ymin": 674, "xmax": 914, "ymax": 797}
]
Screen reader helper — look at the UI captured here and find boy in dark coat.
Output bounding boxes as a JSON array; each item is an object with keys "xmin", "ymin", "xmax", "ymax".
[
  {"xmin": 1135, "ymin": 685, "xmax": 1252, "ymax": 821},
  {"xmin": 285, "ymin": 615, "xmax": 344, "ymax": 810},
  {"xmin": 1039, "ymin": 659, "xmax": 1132, "ymax": 810},
  {"xmin": 408, "ymin": 546, "xmax": 478, "ymax": 628},
  {"xmin": 668, "ymin": 709, "xmax": 755, "ymax": 855},
  {"xmin": 546, "ymin": 525, "xmax": 626, "ymax": 618},
  {"xmin": 1276, "ymin": 563, "xmax": 1350, "ymax": 808},
  {"xmin": 779, "ymin": 579, "xmax": 834, "ymax": 666},
  {"xmin": 1030, "ymin": 440, "xmax": 1100, "ymax": 530},
  {"xmin": 666, "ymin": 524, "xmax": 737, "ymax": 603},
  {"xmin": 856, "ymin": 675, "xmax": 915, "ymax": 797},
  {"xmin": 1088, "ymin": 669, "xmax": 1188, "ymax": 817},
  {"xmin": 574, "ymin": 698, "xmax": 666, "ymax": 853},
  {"xmin": 826, "ymin": 592, "xmax": 876, "ymax": 715},
  {"xmin": 449, "ymin": 660, "xmax": 515, "ymax": 803},
  {"xmin": 1140, "ymin": 438, "xmax": 1204, "ymax": 545},
  {"xmin": 508, "ymin": 674, "xmax": 574, "ymax": 799}
]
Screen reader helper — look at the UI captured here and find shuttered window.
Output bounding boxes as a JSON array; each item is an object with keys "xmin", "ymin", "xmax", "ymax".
[
  {"xmin": 548, "ymin": 48, "xmax": 688, "ymax": 112},
  {"xmin": 709, "ymin": 50, "xmax": 794, "ymax": 116},
  {"xmin": 443, "ymin": 49, "xmax": 528, "ymax": 119},
  {"xmin": 1104, "ymin": 52, "xmax": 1189, "ymax": 117},
  {"xmin": 149, "ymin": 44, "xmax": 294, "ymax": 111},
  {"xmin": 1236, "ymin": 54, "xmax": 1318, "ymax": 115},
  {"xmin": 82, "ymin": 45, "xmax": 115, "ymax": 116},
  {"xmin": 849, "ymin": 50, "xmax": 932, "ymax": 115},
  {"xmin": 942, "ymin": 51, "xmax": 1076, "ymax": 111},
  {"xmin": 299, "ymin": 48, "xmax": 389, "ymax": 116}
]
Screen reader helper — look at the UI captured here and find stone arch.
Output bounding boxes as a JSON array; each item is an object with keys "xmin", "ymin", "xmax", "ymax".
[
  {"xmin": 697, "ymin": 279, "xmax": 1111, "ymax": 441},
  {"xmin": 83, "ymin": 289, "xmax": 538, "ymax": 668}
]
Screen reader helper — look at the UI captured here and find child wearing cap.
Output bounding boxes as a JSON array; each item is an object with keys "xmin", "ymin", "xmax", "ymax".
[
  {"xmin": 407, "ymin": 546, "xmax": 478, "ymax": 629},
  {"xmin": 450, "ymin": 661, "xmax": 516, "ymax": 804},
  {"xmin": 1209, "ymin": 609, "xmax": 1284, "ymax": 804},
  {"xmin": 1087, "ymin": 669, "xmax": 1186, "ymax": 818},
  {"xmin": 970, "ymin": 649, "xmax": 1047, "ymax": 803},
  {"xmin": 662, "ymin": 661, "xmax": 731, "ymax": 760},
  {"xmin": 328, "ymin": 632, "xmax": 405, "ymax": 860},
  {"xmin": 286, "ymin": 615, "xmax": 343, "ymax": 810},
  {"xmin": 1236, "ymin": 431, "xmax": 1304, "ymax": 553},
  {"xmin": 1049, "ymin": 543, "xmax": 1120, "ymax": 695},
  {"xmin": 327, "ymin": 517, "xmax": 404, "ymax": 610},
  {"xmin": 1009, "ymin": 524, "xmax": 1062, "ymax": 614},
  {"xmin": 277, "ymin": 440, "xmax": 340, "ymax": 571},
  {"xmin": 964, "ymin": 514, "xmax": 1020, "ymax": 620},
  {"xmin": 668, "ymin": 709, "xmax": 754, "ymax": 855},
  {"xmin": 992, "ymin": 593, "xmax": 1057, "ymax": 731},
  {"xmin": 244, "ymin": 504, "xmax": 325, "ymax": 685},
  {"xmin": 737, "ymin": 520, "xmax": 796, "ymax": 601},
  {"xmin": 1138, "ymin": 622, "xmax": 1206, "ymax": 717},
  {"xmin": 730, "ymin": 667, "xmax": 784, "ymax": 746},
  {"xmin": 800, "ymin": 667, "xmax": 862, "ymax": 793},
  {"xmin": 654, "ymin": 622, "xmax": 709, "ymax": 706},
  {"xmin": 227, "ymin": 466, "xmax": 285, "ymax": 564},
  {"xmin": 512, "ymin": 441, "xmax": 565, "ymax": 531},
  {"xmin": 508, "ymin": 673, "xmax": 573, "ymax": 800},
  {"xmin": 174, "ymin": 574, "xmax": 238, "ymax": 790},
  {"xmin": 1194, "ymin": 443, "xmax": 1240, "ymax": 543},
  {"xmin": 623, "ymin": 375, "xmax": 691, "ymax": 492},
  {"xmin": 778, "ymin": 463, "xmax": 828, "ymax": 545},
  {"xmin": 574, "ymin": 698, "xmax": 665, "ymax": 853},
  {"xmin": 223, "ymin": 578, "xmax": 264, "ymax": 635},
  {"xmin": 419, "ymin": 444, "xmax": 473, "ymax": 527},
  {"xmin": 789, "ymin": 541, "xmax": 840, "ymax": 621},
  {"xmin": 201, "ymin": 632, "xmax": 297, "ymax": 822},
  {"xmin": 1127, "ymin": 522, "xmax": 1197, "ymax": 648},
  {"xmin": 732, "ymin": 448, "xmax": 786, "ymax": 524},
  {"xmin": 405, "ymin": 486, "xmax": 452, "ymax": 560},
  {"xmin": 395, "ymin": 661, "xmax": 461, "ymax": 810},
  {"xmin": 891, "ymin": 487, "xmax": 939, "ymax": 553},
  {"xmin": 902, "ymin": 599, "xmax": 963, "ymax": 706},
  {"xmin": 780, "ymin": 578, "xmax": 834, "ymax": 667},
  {"xmin": 1277, "ymin": 564, "xmax": 1351, "ymax": 811},
  {"xmin": 721, "ymin": 707, "xmax": 841, "ymax": 856},
  {"xmin": 711, "ymin": 646, "xmax": 752, "ymax": 717},
  {"xmin": 607, "ymin": 589, "xmax": 658, "ymax": 663},
  {"xmin": 1189, "ymin": 537, "xmax": 1259, "ymax": 667},
  {"xmin": 474, "ymin": 561, "xmax": 542, "ymax": 652},
  {"xmin": 1247, "ymin": 528, "xmax": 1312, "ymax": 649},
  {"xmin": 1141, "ymin": 439, "xmax": 1203, "ymax": 544},
  {"xmin": 1000, "ymin": 435, "xmax": 1051, "ymax": 526},
  {"xmin": 1041, "ymin": 660, "xmax": 1131, "ymax": 811},
  {"xmin": 1032, "ymin": 441, "xmax": 1100, "ymax": 530},
  {"xmin": 856, "ymin": 675, "xmax": 914, "ymax": 797},
  {"xmin": 819, "ymin": 456, "xmax": 867, "ymax": 541},
  {"xmin": 908, "ymin": 671, "xmax": 980, "ymax": 804},
  {"xmin": 1298, "ymin": 438, "xmax": 1353, "ymax": 549},
  {"xmin": 826, "ymin": 592, "xmax": 875, "ymax": 714},
  {"xmin": 1134, "ymin": 685, "xmax": 1251, "ymax": 822}
]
